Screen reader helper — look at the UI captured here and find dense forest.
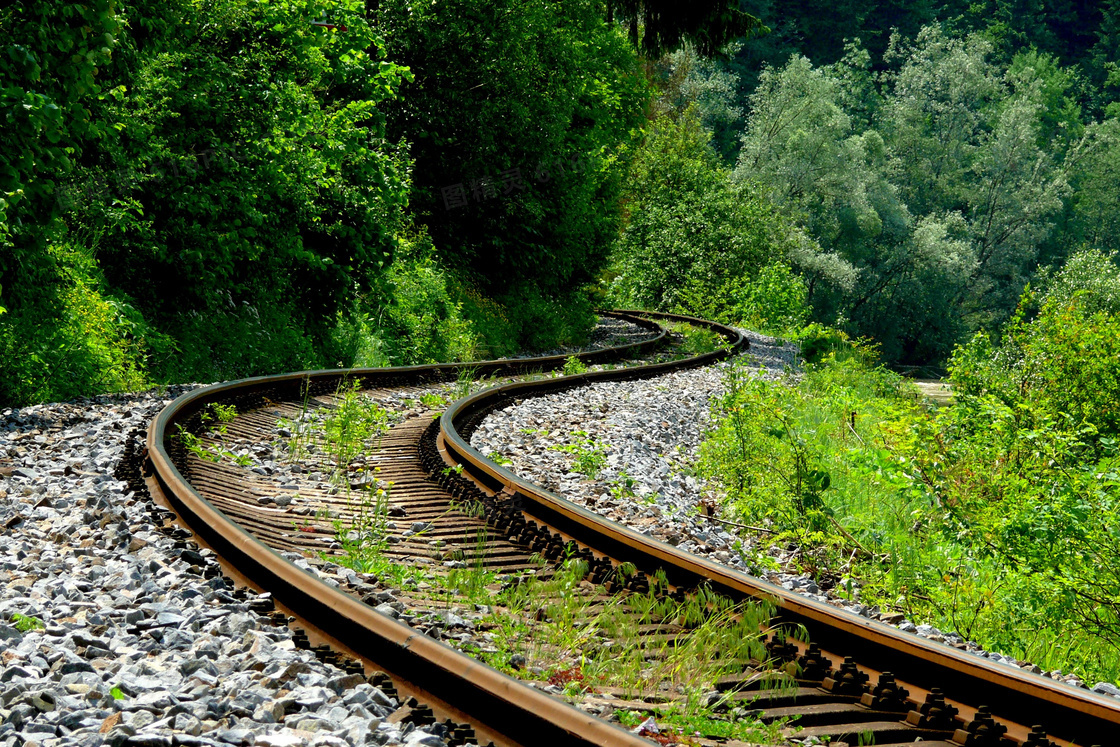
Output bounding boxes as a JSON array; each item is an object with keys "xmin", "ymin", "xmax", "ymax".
[{"xmin": 3, "ymin": 0, "xmax": 1118, "ymax": 401}]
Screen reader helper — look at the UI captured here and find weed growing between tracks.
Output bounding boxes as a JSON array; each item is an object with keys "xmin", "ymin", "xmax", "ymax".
[
  {"xmin": 175, "ymin": 403, "xmax": 251, "ymax": 465},
  {"xmin": 550, "ymin": 430, "xmax": 608, "ymax": 478},
  {"xmin": 665, "ymin": 322, "xmax": 722, "ymax": 357},
  {"xmin": 466, "ymin": 559, "xmax": 790, "ymax": 744}
]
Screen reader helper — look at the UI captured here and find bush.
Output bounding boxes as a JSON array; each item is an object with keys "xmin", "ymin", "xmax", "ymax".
[
  {"xmin": 699, "ymin": 310, "xmax": 1120, "ymax": 682},
  {"xmin": 608, "ymin": 110, "xmax": 811, "ymax": 327},
  {"xmin": 951, "ymin": 249, "xmax": 1120, "ymax": 438},
  {"xmin": 0, "ymin": 244, "xmax": 166, "ymax": 405},
  {"xmin": 0, "ymin": 0, "xmax": 414, "ymax": 402}
]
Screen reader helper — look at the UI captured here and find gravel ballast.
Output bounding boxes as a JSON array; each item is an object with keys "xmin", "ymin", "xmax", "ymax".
[{"xmin": 0, "ymin": 391, "xmax": 451, "ymax": 747}]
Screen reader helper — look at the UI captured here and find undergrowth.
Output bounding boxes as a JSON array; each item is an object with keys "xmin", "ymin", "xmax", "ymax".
[{"xmin": 699, "ymin": 318, "xmax": 1120, "ymax": 684}]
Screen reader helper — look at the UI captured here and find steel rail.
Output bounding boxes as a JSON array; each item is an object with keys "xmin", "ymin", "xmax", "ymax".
[
  {"xmin": 438, "ymin": 311, "xmax": 1120, "ymax": 747},
  {"xmin": 144, "ymin": 310, "xmax": 682, "ymax": 747}
]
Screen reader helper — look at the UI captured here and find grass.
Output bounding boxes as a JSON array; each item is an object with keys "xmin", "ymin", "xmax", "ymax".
[
  {"xmin": 11, "ymin": 613, "xmax": 44, "ymax": 632},
  {"xmin": 321, "ymin": 380, "xmax": 390, "ymax": 483},
  {"xmin": 563, "ymin": 355, "xmax": 588, "ymax": 376},
  {"xmin": 698, "ymin": 342, "xmax": 1120, "ymax": 685},
  {"xmin": 666, "ymin": 322, "xmax": 722, "ymax": 356},
  {"xmin": 176, "ymin": 403, "xmax": 251, "ymax": 466},
  {"xmin": 470, "ymin": 560, "xmax": 788, "ymax": 742}
]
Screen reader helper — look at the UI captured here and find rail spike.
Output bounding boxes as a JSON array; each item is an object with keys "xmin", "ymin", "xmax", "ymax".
[
  {"xmin": 859, "ymin": 671, "xmax": 910, "ymax": 711},
  {"xmin": 1021, "ymin": 725, "xmax": 1056, "ymax": 747},
  {"xmin": 822, "ymin": 655, "xmax": 869, "ymax": 696},
  {"xmin": 796, "ymin": 642, "xmax": 833, "ymax": 681}
]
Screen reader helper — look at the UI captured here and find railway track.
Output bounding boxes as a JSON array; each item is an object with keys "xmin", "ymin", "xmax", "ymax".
[{"xmin": 138, "ymin": 310, "xmax": 1120, "ymax": 747}]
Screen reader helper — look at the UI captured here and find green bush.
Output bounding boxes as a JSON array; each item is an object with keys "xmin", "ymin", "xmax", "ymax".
[
  {"xmin": 0, "ymin": 0, "xmax": 415, "ymax": 402},
  {"xmin": 699, "ymin": 318, "xmax": 1120, "ymax": 682},
  {"xmin": 608, "ymin": 109, "xmax": 810, "ymax": 327},
  {"xmin": 951, "ymin": 249, "xmax": 1120, "ymax": 439},
  {"xmin": 795, "ymin": 324, "xmax": 853, "ymax": 365},
  {"xmin": 0, "ymin": 244, "xmax": 167, "ymax": 405}
]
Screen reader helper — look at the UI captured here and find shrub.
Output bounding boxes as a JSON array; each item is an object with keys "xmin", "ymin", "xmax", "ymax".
[
  {"xmin": 0, "ymin": 244, "xmax": 167, "ymax": 405},
  {"xmin": 951, "ymin": 249, "xmax": 1120, "ymax": 439},
  {"xmin": 608, "ymin": 109, "xmax": 811, "ymax": 326}
]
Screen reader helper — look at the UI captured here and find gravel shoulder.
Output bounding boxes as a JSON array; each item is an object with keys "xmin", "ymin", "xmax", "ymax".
[{"xmin": 0, "ymin": 390, "xmax": 453, "ymax": 747}]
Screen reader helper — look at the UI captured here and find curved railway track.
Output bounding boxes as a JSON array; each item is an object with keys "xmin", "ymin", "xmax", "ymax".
[{"xmin": 137, "ymin": 310, "xmax": 1120, "ymax": 747}]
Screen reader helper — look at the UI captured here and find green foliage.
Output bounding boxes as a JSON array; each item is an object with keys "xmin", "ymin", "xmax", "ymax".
[
  {"xmin": 11, "ymin": 613, "xmax": 45, "ymax": 632},
  {"xmin": 374, "ymin": 0, "xmax": 648, "ymax": 300},
  {"xmin": 322, "ymin": 381, "xmax": 390, "ymax": 477},
  {"xmin": 85, "ymin": 0, "xmax": 411, "ymax": 364},
  {"xmin": 176, "ymin": 403, "xmax": 251, "ymax": 466},
  {"xmin": 727, "ymin": 26, "xmax": 1091, "ymax": 364},
  {"xmin": 700, "ymin": 348, "xmax": 896, "ymax": 537},
  {"xmin": 608, "ymin": 109, "xmax": 814, "ymax": 326},
  {"xmin": 0, "ymin": 0, "xmax": 414, "ymax": 403},
  {"xmin": 651, "ymin": 42, "xmax": 745, "ymax": 161},
  {"xmin": 665, "ymin": 322, "xmax": 720, "ymax": 356},
  {"xmin": 333, "ymin": 481, "xmax": 393, "ymax": 575},
  {"xmin": 795, "ymin": 324, "xmax": 853, "ymax": 366},
  {"xmin": 701, "ymin": 313, "xmax": 1120, "ymax": 681},
  {"xmin": 551, "ymin": 431, "xmax": 607, "ymax": 478},
  {"xmin": 951, "ymin": 249, "xmax": 1120, "ymax": 438},
  {"xmin": 0, "ymin": 1, "xmax": 121, "ymax": 256},
  {"xmin": 0, "ymin": 244, "xmax": 165, "ymax": 404},
  {"xmin": 675, "ymin": 264, "xmax": 810, "ymax": 335},
  {"xmin": 343, "ymin": 237, "xmax": 483, "ymax": 368},
  {"xmin": 562, "ymin": 356, "xmax": 588, "ymax": 377}
]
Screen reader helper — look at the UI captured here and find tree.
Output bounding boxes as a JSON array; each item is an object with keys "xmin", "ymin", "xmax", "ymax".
[
  {"xmin": 883, "ymin": 27, "xmax": 1072, "ymax": 327},
  {"xmin": 606, "ymin": 0, "xmax": 764, "ymax": 57},
  {"xmin": 0, "ymin": 0, "xmax": 415, "ymax": 402},
  {"xmin": 651, "ymin": 43, "xmax": 745, "ymax": 162},
  {"xmin": 730, "ymin": 28, "xmax": 1083, "ymax": 363},
  {"xmin": 610, "ymin": 109, "xmax": 814, "ymax": 328},
  {"xmin": 373, "ymin": 0, "xmax": 648, "ymax": 331}
]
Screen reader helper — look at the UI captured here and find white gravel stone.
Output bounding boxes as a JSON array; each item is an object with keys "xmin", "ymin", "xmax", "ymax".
[{"xmin": 0, "ymin": 390, "xmax": 450, "ymax": 747}]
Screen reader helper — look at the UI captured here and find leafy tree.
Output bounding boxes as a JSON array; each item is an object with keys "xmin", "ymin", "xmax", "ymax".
[
  {"xmin": 0, "ymin": 0, "xmax": 414, "ymax": 402},
  {"xmin": 373, "ymin": 0, "xmax": 648, "ymax": 338},
  {"xmin": 609, "ymin": 109, "xmax": 813, "ymax": 329},
  {"xmin": 83, "ymin": 0, "xmax": 411, "ymax": 328},
  {"xmin": 0, "ymin": 1, "xmax": 121, "ymax": 290},
  {"xmin": 651, "ymin": 43, "xmax": 745, "ymax": 161},
  {"xmin": 1062, "ymin": 119, "xmax": 1120, "ymax": 256},
  {"xmin": 728, "ymin": 27, "xmax": 1090, "ymax": 362},
  {"xmin": 606, "ymin": 0, "xmax": 764, "ymax": 57}
]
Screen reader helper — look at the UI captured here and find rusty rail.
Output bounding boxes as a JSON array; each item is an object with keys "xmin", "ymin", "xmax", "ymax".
[
  {"xmin": 145, "ymin": 311, "xmax": 679, "ymax": 747},
  {"xmin": 439, "ymin": 311, "xmax": 1120, "ymax": 747},
  {"xmin": 144, "ymin": 308, "xmax": 1120, "ymax": 747}
]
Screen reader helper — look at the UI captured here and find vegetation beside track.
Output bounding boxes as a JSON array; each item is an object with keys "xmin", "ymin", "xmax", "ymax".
[{"xmin": 697, "ymin": 254, "xmax": 1120, "ymax": 685}]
